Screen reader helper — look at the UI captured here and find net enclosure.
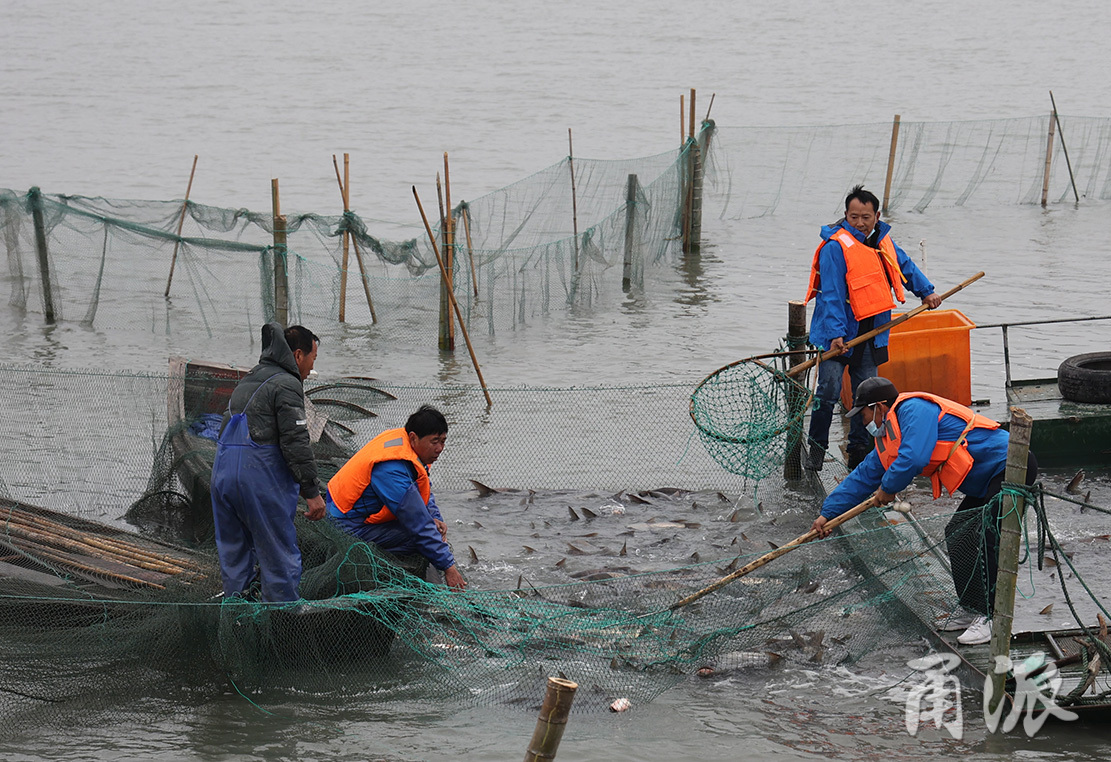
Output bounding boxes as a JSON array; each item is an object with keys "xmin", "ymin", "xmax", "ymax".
[{"xmin": 2, "ymin": 363, "xmax": 1111, "ymax": 740}]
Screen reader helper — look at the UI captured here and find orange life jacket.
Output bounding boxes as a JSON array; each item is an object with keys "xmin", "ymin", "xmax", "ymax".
[
  {"xmin": 874, "ymin": 392, "xmax": 1001, "ymax": 499},
  {"xmin": 805, "ymin": 227, "xmax": 908, "ymax": 321},
  {"xmin": 327, "ymin": 427, "xmax": 431, "ymax": 524}
]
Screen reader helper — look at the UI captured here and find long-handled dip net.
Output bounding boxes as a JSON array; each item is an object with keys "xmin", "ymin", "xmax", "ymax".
[{"xmin": 690, "ymin": 273, "xmax": 984, "ymax": 480}]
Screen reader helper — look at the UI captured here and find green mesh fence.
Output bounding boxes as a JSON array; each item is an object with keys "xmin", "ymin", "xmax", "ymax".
[
  {"xmin": 0, "ymin": 125, "xmax": 708, "ymax": 361},
  {"xmin": 2, "ymin": 361, "xmax": 1111, "ymax": 741},
  {"xmin": 705, "ymin": 115, "xmax": 1111, "ymax": 219}
]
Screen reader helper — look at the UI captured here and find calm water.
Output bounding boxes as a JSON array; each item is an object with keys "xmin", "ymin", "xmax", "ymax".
[{"xmin": 3, "ymin": 0, "xmax": 1111, "ymax": 759}]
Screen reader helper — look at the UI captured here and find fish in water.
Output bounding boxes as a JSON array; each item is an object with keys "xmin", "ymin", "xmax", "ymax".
[
  {"xmin": 609, "ymin": 698, "xmax": 632, "ymax": 712},
  {"xmin": 1067, "ymin": 470, "xmax": 1085, "ymax": 495},
  {"xmin": 568, "ymin": 506, "xmax": 580, "ymax": 521},
  {"xmin": 581, "ymin": 506, "xmax": 598, "ymax": 519},
  {"xmin": 697, "ymin": 651, "xmax": 782, "ymax": 677},
  {"xmin": 1040, "ymin": 604, "xmax": 1054, "ymax": 615},
  {"xmin": 619, "ymin": 539, "xmax": 627, "ymax": 557},
  {"xmin": 795, "ymin": 579, "xmax": 821, "ymax": 594},
  {"xmin": 468, "ymin": 546, "xmax": 479, "ymax": 563}
]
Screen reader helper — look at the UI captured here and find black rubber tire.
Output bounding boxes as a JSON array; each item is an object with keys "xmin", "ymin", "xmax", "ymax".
[{"xmin": 1057, "ymin": 352, "xmax": 1111, "ymax": 404}]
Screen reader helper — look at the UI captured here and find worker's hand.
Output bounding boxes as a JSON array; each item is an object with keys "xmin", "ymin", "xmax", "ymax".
[
  {"xmin": 434, "ymin": 518, "xmax": 448, "ymax": 541},
  {"xmin": 811, "ymin": 515, "xmax": 831, "ymax": 538},
  {"xmin": 304, "ymin": 495, "xmax": 326, "ymax": 521},
  {"xmin": 875, "ymin": 488, "xmax": 896, "ymax": 506},
  {"xmin": 922, "ymin": 293, "xmax": 943, "ymax": 310},
  {"xmin": 829, "ymin": 337, "xmax": 847, "ymax": 355},
  {"xmin": 443, "ymin": 565, "xmax": 467, "ymax": 591}
]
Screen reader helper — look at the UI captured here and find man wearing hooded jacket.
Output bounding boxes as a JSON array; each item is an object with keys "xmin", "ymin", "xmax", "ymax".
[
  {"xmin": 210, "ymin": 322, "xmax": 326, "ymax": 602},
  {"xmin": 804, "ymin": 185, "xmax": 941, "ymax": 472}
]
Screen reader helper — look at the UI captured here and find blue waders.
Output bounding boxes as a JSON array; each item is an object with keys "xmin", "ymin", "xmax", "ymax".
[{"xmin": 210, "ymin": 378, "xmax": 302, "ymax": 602}]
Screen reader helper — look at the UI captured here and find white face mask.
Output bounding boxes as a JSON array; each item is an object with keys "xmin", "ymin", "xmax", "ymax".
[{"xmin": 866, "ymin": 407, "xmax": 885, "ymax": 438}]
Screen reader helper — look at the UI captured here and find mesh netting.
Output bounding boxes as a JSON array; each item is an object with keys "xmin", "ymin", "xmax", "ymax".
[
  {"xmin": 705, "ymin": 115, "xmax": 1111, "ymax": 221},
  {"xmin": 689, "ymin": 352, "xmax": 815, "ymax": 481}
]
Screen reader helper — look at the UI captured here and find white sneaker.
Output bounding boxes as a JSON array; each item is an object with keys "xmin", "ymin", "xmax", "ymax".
[
  {"xmin": 957, "ymin": 616, "xmax": 992, "ymax": 645},
  {"xmin": 938, "ymin": 609, "xmax": 979, "ymax": 632}
]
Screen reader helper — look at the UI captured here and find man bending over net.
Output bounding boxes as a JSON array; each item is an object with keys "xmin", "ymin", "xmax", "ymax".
[
  {"xmin": 809, "ymin": 377, "xmax": 1037, "ymax": 646},
  {"xmin": 325, "ymin": 405, "xmax": 467, "ymax": 591}
]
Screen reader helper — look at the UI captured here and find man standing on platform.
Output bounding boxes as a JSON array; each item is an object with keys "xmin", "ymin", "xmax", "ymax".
[
  {"xmin": 325, "ymin": 405, "xmax": 467, "ymax": 591},
  {"xmin": 809, "ymin": 377, "xmax": 1039, "ymax": 646},
  {"xmin": 211, "ymin": 322, "xmax": 326, "ymax": 603},
  {"xmin": 804, "ymin": 185, "xmax": 941, "ymax": 471}
]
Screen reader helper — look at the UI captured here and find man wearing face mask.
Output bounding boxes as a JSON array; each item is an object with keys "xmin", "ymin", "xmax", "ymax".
[
  {"xmin": 809, "ymin": 377, "xmax": 1038, "ymax": 646},
  {"xmin": 804, "ymin": 185, "xmax": 942, "ymax": 472}
]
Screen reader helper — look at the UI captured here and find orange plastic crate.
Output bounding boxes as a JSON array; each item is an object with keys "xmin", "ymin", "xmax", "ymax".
[{"xmin": 840, "ymin": 309, "xmax": 975, "ymax": 408}]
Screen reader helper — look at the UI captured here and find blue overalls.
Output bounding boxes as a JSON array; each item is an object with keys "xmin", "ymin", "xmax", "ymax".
[{"xmin": 210, "ymin": 377, "xmax": 302, "ymax": 602}]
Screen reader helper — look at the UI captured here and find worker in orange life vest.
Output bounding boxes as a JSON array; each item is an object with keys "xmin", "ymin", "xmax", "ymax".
[
  {"xmin": 326, "ymin": 405, "xmax": 466, "ymax": 591},
  {"xmin": 804, "ymin": 185, "xmax": 941, "ymax": 472},
  {"xmin": 810, "ymin": 377, "xmax": 1038, "ymax": 646}
]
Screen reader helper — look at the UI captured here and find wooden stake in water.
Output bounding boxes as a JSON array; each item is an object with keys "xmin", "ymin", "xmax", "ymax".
[
  {"xmin": 164, "ymin": 154, "xmax": 198, "ymax": 297},
  {"xmin": 436, "ymin": 170, "xmax": 455, "ymax": 351},
  {"xmin": 339, "ymin": 154, "xmax": 350, "ymax": 322},
  {"xmin": 271, "ymin": 178, "xmax": 289, "ymax": 327},
  {"xmin": 987, "ymin": 407, "xmax": 1033, "ymax": 719},
  {"xmin": 523, "ymin": 677, "xmax": 578, "ymax": 762},
  {"xmin": 413, "ymin": 185, "xmax": 493, "ymax": 407},
  {"xmin": 1049, "ymin": 91, "xmax": 1080, "ymax": 203},
  {"xmin": 29, "ymin": 187, "xmax": 56, "ymax": 323},
  {"xmin": 882, "ymin": 115, "xmax": 901, "ymax": 215},
  {"xmin": 462, "ymin": 202, "xmax": 479, "ymax": 298},
  {"xmin": 568, "ymin": 128, "xmax": 580, "ymax": 272},
  {"xmin": 331, "ymin": 154, "xmax": 377, "ymax": 323},
  {"xmin": 1041, "ymin": 109, "xmax": 1056, "ymax": 207}
]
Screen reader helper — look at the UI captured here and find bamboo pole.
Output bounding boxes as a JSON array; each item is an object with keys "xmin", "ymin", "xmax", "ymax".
[
  {"xmin": 339, "ymin": 155, "xmax": 350, "ymax": 322},
  {"xmin": 622, "ymin": 173, "xmax": 638, "ymax": 292},
  {"xmin": 0, "ymin": 506, "xmax": 204, "ymax": 571},
  {"xmin": 331, "ymin": 155, "xmax": 377, "ymax": 324},
  {"xmin": 1049, "ymin": 91, "xmax": 1080, "ymax": 203},
  {"xmin": 882, "ymin": 115, "xmax": 901, "ymax": 215},
  {"xmin": 988, "ymin": 407, "xmax": 1033, "ymax": 717},
  {"xmin": 271, "ymin": 178, "xmax": 289, "ymax": 327},
  {"xmin": 1041, "ymin": 110, "xmax": 1056, "ymax": 207},
  {"xmin": 704, "ymin": 92, "xmax": 715, "ymax": 123},
  {"xmin": 784, "ymin": 300, "xmax": 808, "ymax": 479},
  {"xmin": 568, "ymin": 129, "xmax": 580, "ymax": 272},
  {"xmin": 689, "ymin": 88, "xmax": 696, "ymax": 146},
  {"xmin": 668, "ymin": 496, "xmax": 880, "ymax": 612},
  {"xmin": 461, "ymin": 203, "xmax": 479, "ymax": 298},
  {"xmin": 28, "ymin": 187, "xmax": 56, "ymax": 323},
  {"xmin": 413, "ymin": 186, "xmax": 493, "ymax": 407},
  {"xmin": 785, "ymin": 272, "xmax": 985, "ymax": 378},
  {"xmin": 436, "ymin": 171, "xmax": 454, "ymax": 351},
  {"xmin": 689, "ymin": 140, "xmax": 703, "ymax": 255},
  {"xmin": 444, "ymin": 152, "xmax": 456, "ymax": 346},
  {"xmin": 523, "ymin": 676, "xmax": 578, "ymax": 762},
  {"xmin": 164, "ymin": 154, "xmax": 198, "ymax": 297},
  {"xmin": 680, "ymin": 94, "xmax": 685, "ymax": 144}
]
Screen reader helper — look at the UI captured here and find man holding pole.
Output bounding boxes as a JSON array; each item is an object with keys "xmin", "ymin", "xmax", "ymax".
[
  {"xmin": 325, "ymin": 405, "xmax": 467, "ymax": 591},
  {"xmin": 804, "ymin": 185, "xmax": 941, "ymax": 472},
  {"xmin": 809, "ymin": 377, "xmax": 1039, "ymax": 645}
]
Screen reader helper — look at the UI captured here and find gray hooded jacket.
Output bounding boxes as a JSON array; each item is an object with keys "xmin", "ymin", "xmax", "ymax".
[{"xmin": 220, "ymin": 322, "xmax": 322, "ymax": 499}]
